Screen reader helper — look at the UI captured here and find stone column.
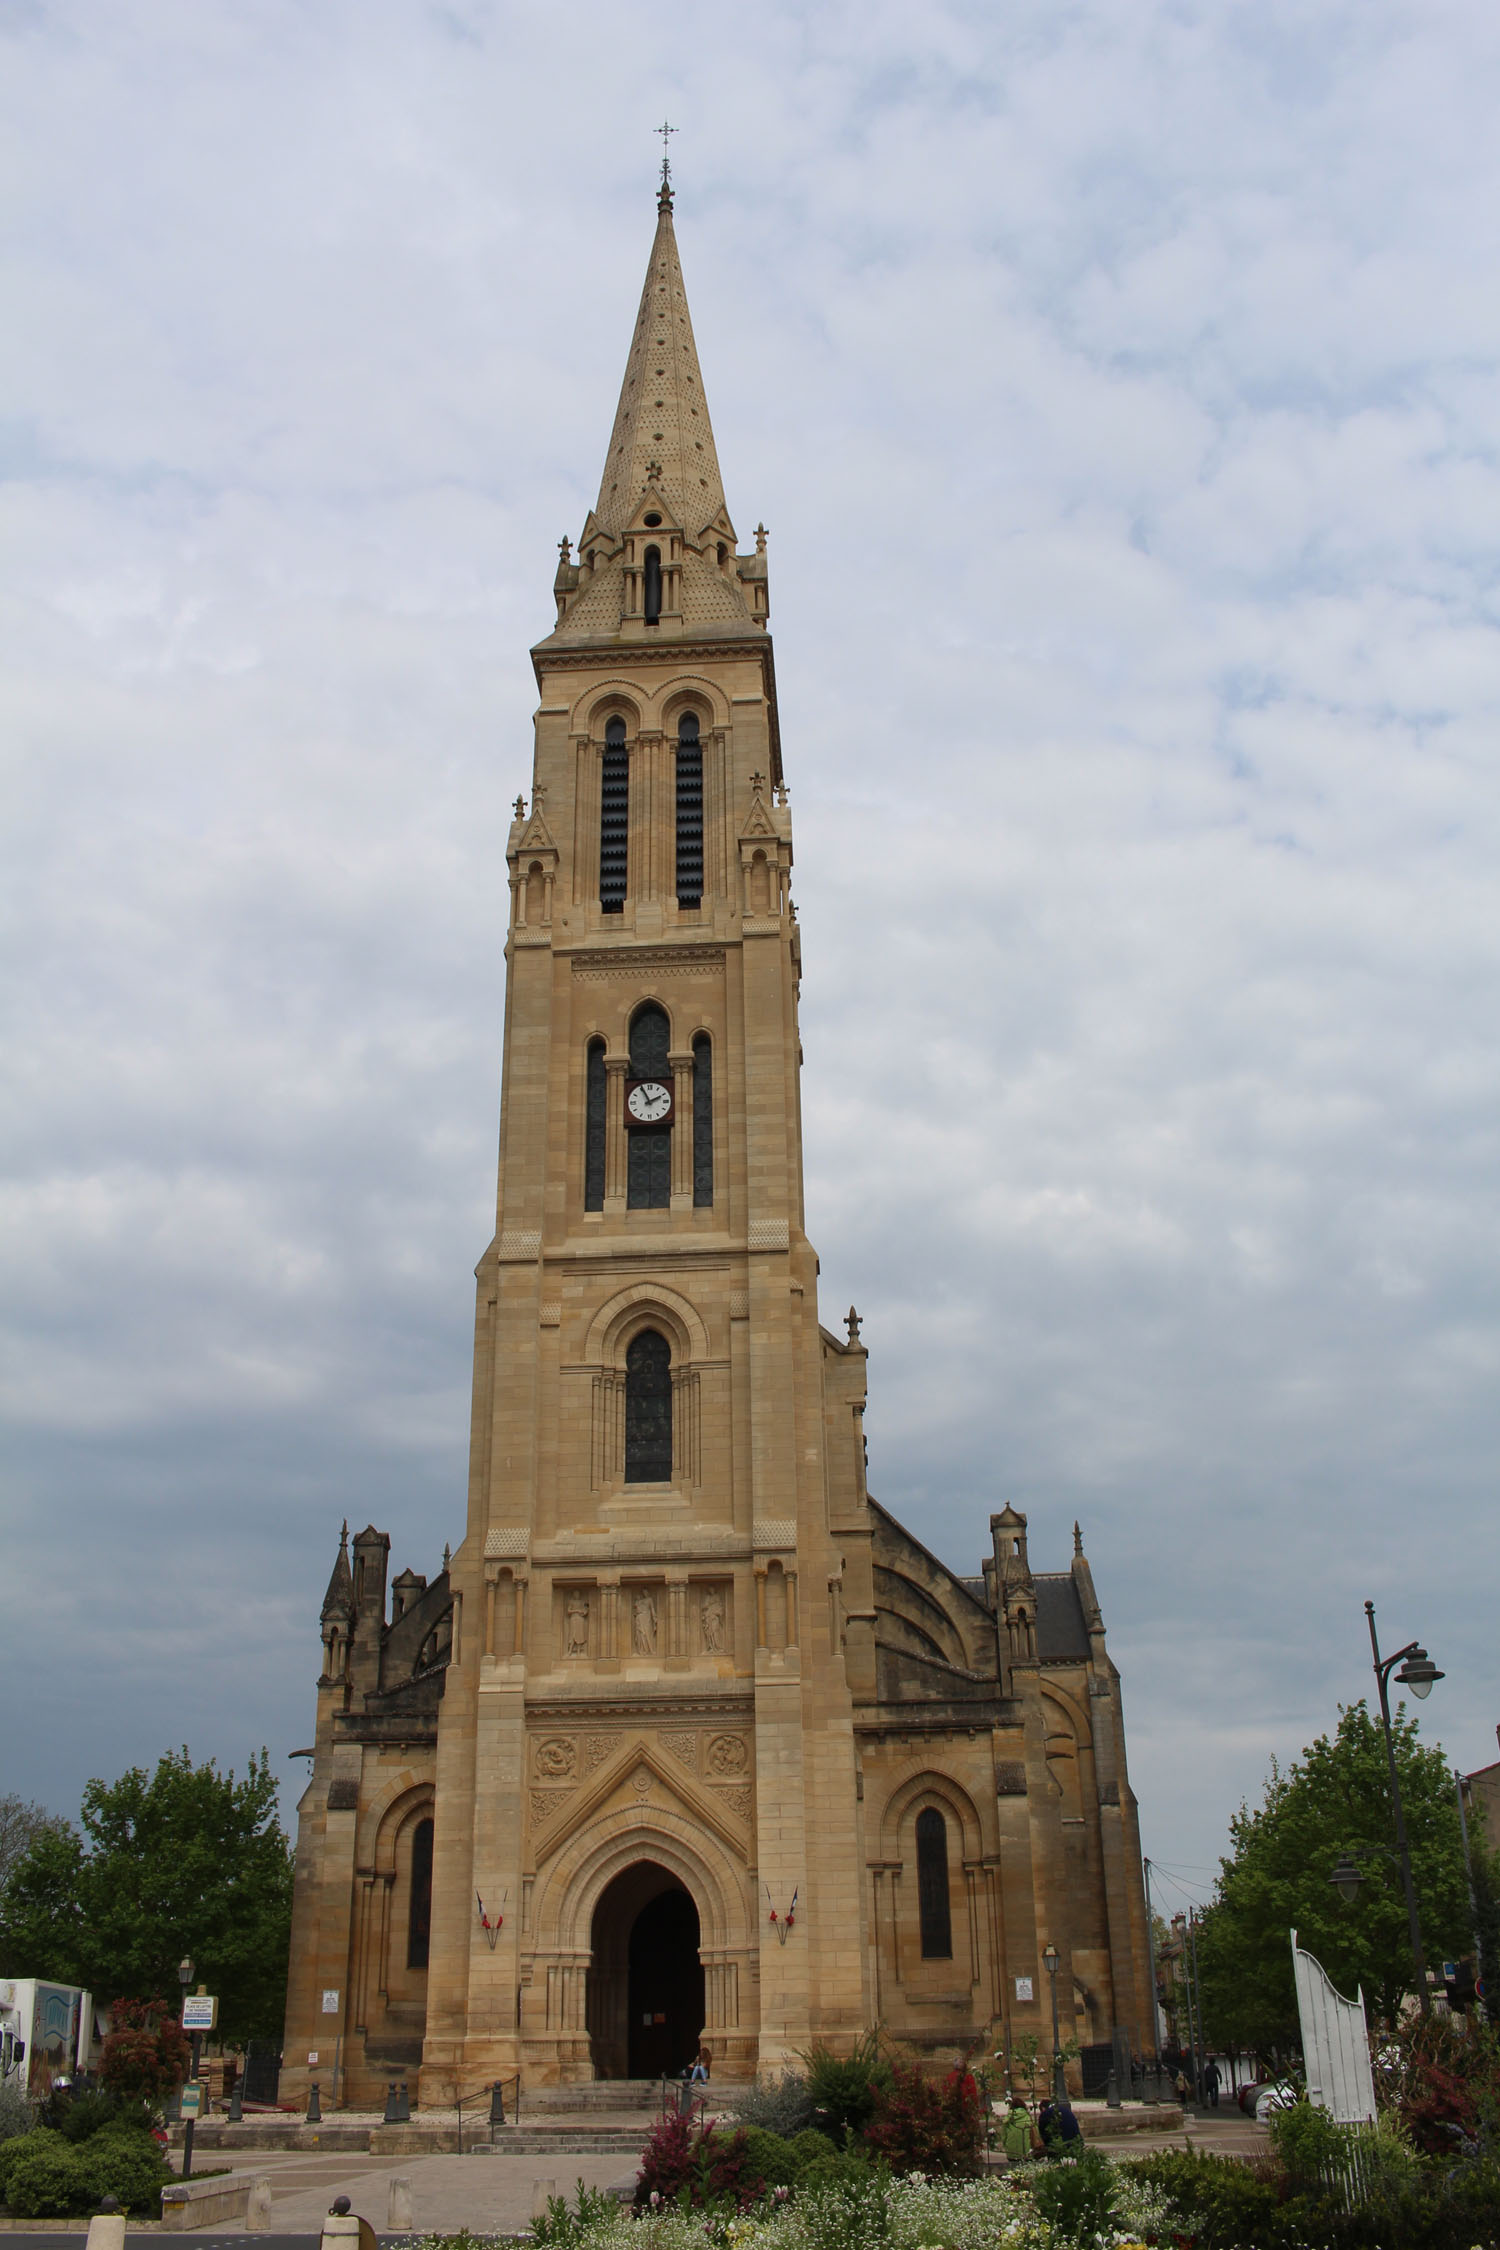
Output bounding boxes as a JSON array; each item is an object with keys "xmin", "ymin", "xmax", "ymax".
[
  {"xmin": 604, "ymin": 1059, "xmax": 628, "ymax": 1211},
  {"xmin": 669, "ymin": 1051, "xmax": 694, "ymax": 1207}
]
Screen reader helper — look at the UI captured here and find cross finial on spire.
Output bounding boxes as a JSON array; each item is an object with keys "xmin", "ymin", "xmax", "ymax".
[{"xmin": 656, "ymin": 118, "xmax": 677, "ymax": 205}]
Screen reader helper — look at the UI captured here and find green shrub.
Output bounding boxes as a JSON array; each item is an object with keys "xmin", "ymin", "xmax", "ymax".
[
  {"xmin": 1027, "ymin": 2145, "xmax": 1123, "ymax": 2240},
  {"xmin": 796, "ymin": 2141, "xmax": 881, "ymax": 2192},
  {"xmin": 55, "ymin": 2090, "xmax": 127, "ymax": 2144},
  {"xmin": 0, "ymin": 2082, "xmax": 34, "ymax": 2145},
  {"xmin": 4, "ymin": 2131, "xmax": 86, "ymax": 2218},
  {"xmin": 75, "ymin": 2126, "xmax": 172, "ymax": 2215},
  {"xmin": 732, "ymin": 2069, "xmax": 814, "ymax": 2138},
  {"xmin": 530, "ymin": 2180, "xmax": 627, "ymax": 2247},
  {"xmin": 803, "ymin": 2032, "xmax": 891, "ymax": 2144},
  {"xmin": 787, "ymin": 2126, "xmax": 838, "ymax": 2173},
  {"xmin": 736, "ymin": 2127, "xmax": 795, "ymax": 2187},
  {"xmin": 1126, "ymin": 2148, "xmax": 1302, "ymax": 2250}
]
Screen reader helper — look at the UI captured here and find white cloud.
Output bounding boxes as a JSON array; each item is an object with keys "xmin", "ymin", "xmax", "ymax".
[{"xmin": 2, "ymin": 0, "xmax": 1497, "ymax": 1884}]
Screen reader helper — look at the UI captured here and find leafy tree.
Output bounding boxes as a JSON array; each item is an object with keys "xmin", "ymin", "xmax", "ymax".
[
  {"xmin": 0, "ymin": 1797, "xmax": 71, "ymax": 1893},
  {"xmin": 96, "ymin": 1997, "xmax": 191, "ymax": 2106},
  {"xmin": 0, "ymin": 1749, "xmax": 292, "ymax": 2044},
  {"xmin": 1195, "ymin": 1700, "xmax": 1477, "ymax": 2058}
]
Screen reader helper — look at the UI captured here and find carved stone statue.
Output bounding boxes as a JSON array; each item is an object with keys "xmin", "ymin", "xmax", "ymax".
[
  {"xmin": 700, "ymin": 1588, "xmax": 725, "ymax": 1654},
  {"xmin": 564, "ymin": 1592, "xmax": 590, "ymax": 1657},
  {"xmin": 632, "ymin": 1588, "xmax": 658, "ymax": 1655}
]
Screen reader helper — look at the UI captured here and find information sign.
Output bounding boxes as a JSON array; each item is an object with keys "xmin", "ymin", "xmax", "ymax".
[
  {"xmin": 179, "ymin": 2082, "xmax": 203, "ymax": 2119},
  {"xmin": 181, "ymin": 1995, "xmax": 217, "ymax": 2032},
  {"xmin": 1014, "ymin": 1975, "xmax": 1034, "ymax": 2003},
  {"xmin": 321, "ymin": 1988, "xmax": 341, "ymax": 2014}
]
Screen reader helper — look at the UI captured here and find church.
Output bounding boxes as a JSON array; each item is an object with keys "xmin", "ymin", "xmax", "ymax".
[{"xmin": 282, "ymin": 173, "xmax": 1153, "ymax": 2106}]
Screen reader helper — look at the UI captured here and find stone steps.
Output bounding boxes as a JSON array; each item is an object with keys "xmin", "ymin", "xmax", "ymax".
[{"xmin": 479, "ymin": 2126, "xmax": 653, "ymax": 2155}]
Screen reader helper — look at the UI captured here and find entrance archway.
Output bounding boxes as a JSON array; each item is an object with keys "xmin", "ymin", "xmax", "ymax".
[{"xmin": 586, "ymin": 1860, "xmax": 704, "ymax": 2079}]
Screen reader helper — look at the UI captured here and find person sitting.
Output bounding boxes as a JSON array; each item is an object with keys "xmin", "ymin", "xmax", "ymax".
[
  {"xmin": 1000, "ymin": 2097, "xmax": 1040, "ymax": 2164},
  {"xmin": 1038, "ymin": 2097, "xmax": 1083, "ymax": 2155},
  {"xmin": 689, "ymin": 2043, "xmax": 711, "ymax": 2084}
]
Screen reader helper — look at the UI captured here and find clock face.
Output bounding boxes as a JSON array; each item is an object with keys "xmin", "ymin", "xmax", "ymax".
[{"xmin": 627, "ymin": 1078, "xmax": 672, "ymax": 1125}]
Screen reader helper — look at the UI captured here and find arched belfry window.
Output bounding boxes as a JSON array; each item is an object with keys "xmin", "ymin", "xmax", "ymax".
[
  {"xmin": 643, "ymin": 546, "xmax": 662, "ymax": 626},
  {"xmin": 407, "ymin": 1816, "xmax": 434, "ymax": 1969},
  {"xmin": 625, "ymin": 1328, "xmax": 672, "ymax": 1482},
  {"xmin": 675, "ymin": 714, "xmax": 703, "ymax": 910},
  {"xmin": 584, "ymin": 1037, "xmax": 606, "ymax": 1211},
  {"xmin": 627, "ymin": 1004, "xmax": 672, "ymax": 1210},
  {"xmin": 915, "ymin": 1806, "xmax": 953, "ymax": 1959},
  {"xmin": 600, "ymin": 717, "xmax": 628, "ymax": 913},
  {"xmin": 692, "ymin": 1032, "xmax": 713, "ymax": 1206}
]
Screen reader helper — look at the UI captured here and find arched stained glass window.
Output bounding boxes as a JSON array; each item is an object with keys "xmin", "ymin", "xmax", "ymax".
[
  {"xmin": 407, "ymin": 1816, "xmax": 434, "ymax": 1969},
  {"xmin": 584, "ymin": 1037, "xmax": 606, "ymax": 1211},
  {"xmin": 625, "ymin": 1328, "xmax": 673, "ymax": 1482},
  {"xmin": 916, "ymin": 1806, "xmax": 953, "ymax": 1959},
  {"xmin": 675, "ymin": 713, "xmax": 703, "ymax": 909},
  {"xmin": 692, "ymin": 1032, "xmax": 713, "ymax": 1207},
  {"xmin": 600, "ymin": 717, "xmax": 628, "ymax": 912}
]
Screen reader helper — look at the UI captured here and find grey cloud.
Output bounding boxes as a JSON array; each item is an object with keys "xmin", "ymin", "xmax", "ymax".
[{"xmin": 2, "ymin": 0, "xmax": 1497, "ymax": 1888}]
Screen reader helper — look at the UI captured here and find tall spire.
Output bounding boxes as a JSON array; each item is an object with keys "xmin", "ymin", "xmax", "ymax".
[{"xmin": 593, "ymin": 183, "xmax": 727, "ymax": 539}]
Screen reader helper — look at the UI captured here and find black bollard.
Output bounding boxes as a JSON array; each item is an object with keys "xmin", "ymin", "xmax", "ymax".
[
  {"xmin": 1106, "ymin": 2068, "xmax": 1121, "ymax": 2109},
  {"xmin": 489, "ymin": 2080, "xmax": 506, "ymax": 2128},
  {"xmin": 383, "ymin": 2082, "xmax": 401, "ymax": 2125},
  {"xmin": 228, "ymin": 2084, "xmax": 243, "ymax": 2123},
  {"xmin": 396, "ymin": 2080, "xmax": 411, "ymax": 2124},
  {"xmin": 306, "ymin": 2082, "xmax": 322, "ymax": 2124}
]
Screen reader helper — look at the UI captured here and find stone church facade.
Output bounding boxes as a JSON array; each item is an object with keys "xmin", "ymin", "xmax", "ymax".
[{"xmin": 283, "ymin": 178, "xmax": 1153, "ymax": 2106}]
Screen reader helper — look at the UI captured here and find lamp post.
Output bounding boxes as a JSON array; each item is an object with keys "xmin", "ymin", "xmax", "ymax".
[
  {"xmin": 1042, "ymin": 1942, "xmax": 1066, "ymax": 2101},
  {"xmin": 176, "ymin": 1957, "xmax": 201, "ymax": 2179},
  {"xmin": 1327, "ymin": 1604, "xmax": 1442, "ymax": 2018}
]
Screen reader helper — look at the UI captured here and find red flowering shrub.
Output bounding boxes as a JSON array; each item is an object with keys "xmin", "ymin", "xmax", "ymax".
[
  {"xmin": 97, "ymin": 1999, "xmax": 190, "ymax": 2107},
  {"xmin": 1373, "ymin": 2012, "xmax": 1500, "ymax": 2156},
  {"xmin": 634, "ymin": 2106, "xmax": 766, "ymax": 2209},
  {"xmin": 863, "ymin": 2060, "xmax": 984, "ymax": 2175}
]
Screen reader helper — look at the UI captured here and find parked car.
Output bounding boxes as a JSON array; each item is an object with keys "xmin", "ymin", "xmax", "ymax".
[{"xmin": 1254, "ymin": 2081, "xmax": 1297, "ymax": 2122}]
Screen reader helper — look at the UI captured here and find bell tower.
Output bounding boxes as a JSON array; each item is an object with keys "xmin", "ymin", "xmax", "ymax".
[{"xmin": 415, "ymin": 172, "xmax": 875, "ymax": 2090}]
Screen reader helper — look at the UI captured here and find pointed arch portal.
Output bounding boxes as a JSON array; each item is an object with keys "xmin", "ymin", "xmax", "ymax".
[{"xmin": 586, "ymin": 1860, "xmax": 704, "ymax": 2079}]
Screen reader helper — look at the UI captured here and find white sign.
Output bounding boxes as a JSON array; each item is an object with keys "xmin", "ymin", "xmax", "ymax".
[
  {"xmin": 307, "ymin": 2050, "xmax": 319, "ymax": 2064},
  {"xmin": 181, "ymin": 1995, "xmax": 216, "ymax": 2031},
  {"xmin": 320, "ymin": 1989, "xmax": 340, "ymax": 2014},
  {"xmin": 1015, "ymin": 1975, "xmax": 1034, "ymax": 2003},
  {"xmin": 179, "ymin": 2082, "xmax": 203, "ymax": 2119}
]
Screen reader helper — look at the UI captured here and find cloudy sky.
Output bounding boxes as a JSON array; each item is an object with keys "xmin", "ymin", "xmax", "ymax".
[{"xmin": 4, "ymin": 1, "xmax": 1498, "ymax": 1903}]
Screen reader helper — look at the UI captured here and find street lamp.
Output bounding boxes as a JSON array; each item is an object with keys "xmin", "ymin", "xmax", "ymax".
[
  {"xmin": 1330, "ymin": 1602, "xmax": 1444, "ymax": 2018},
  {"xmin": 177, "ymin": 1957, "xmax": 201, "ymax": 2178},
  {"xmin": 1042, "ymin": 1942, "xmax": 1066, "ymax": 2102}
]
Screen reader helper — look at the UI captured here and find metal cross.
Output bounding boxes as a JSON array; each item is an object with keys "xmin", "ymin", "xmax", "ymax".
[{"xmin": 656, "ymin": 118, "xmax": 676, "ymax": 193}]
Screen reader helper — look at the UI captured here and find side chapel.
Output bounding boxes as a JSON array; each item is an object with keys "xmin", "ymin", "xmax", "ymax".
[{"xmin": 283, "ymin": 174, "xmax": 1153, "ymax": 2104}]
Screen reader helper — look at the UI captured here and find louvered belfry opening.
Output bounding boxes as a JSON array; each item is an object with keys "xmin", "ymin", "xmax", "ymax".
[
  {"xmin": 675, "ymin": 713, "xmax": 704, "ymax": 910},
  {"xmin": 627, "ymin": 1004, "xmax": 672, "ymax": 1210},
  {"xmin": 625, "ymin": 1328, "xmax": 673, "ymax": 1482},
  {"xmin": 600, "ymin": 717, "xmax": 629, "ymax": 911}
]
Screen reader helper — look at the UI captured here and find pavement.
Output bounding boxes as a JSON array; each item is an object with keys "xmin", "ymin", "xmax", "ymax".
[{"xmin": 193, "ymin": 2146, "xmax": 631, "ymax": 2235}]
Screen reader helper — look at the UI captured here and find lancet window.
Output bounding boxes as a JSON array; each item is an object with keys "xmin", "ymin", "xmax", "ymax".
[
  {"xmin": 407, "ymin": 1816, "xmax": 434, "ymax": 1969},
  {"xmin": 643, "ymin": 545, "xmax": 663, "ymax": 626},
  {"xmin": 624, "ymin": 1328, "xmax": 673, "ymax": 1482},
  {"xmin": 692, "ymin": 1032, "xmax": 713, "ymax": 1207},
  {"xmin": 915, "ymin": 1806, "xmax": 953, "ymax": 1959},
  {"xmin": 584, "ymin": 1038, "xmax": 606, "ymax": 1211},
  {"xmin": 600, "ymin": 717, "xmax": 628, "ymax": 912},
  {"xmin": 675, "ymin": 713, "xmax": 704, "ymax": 909}
]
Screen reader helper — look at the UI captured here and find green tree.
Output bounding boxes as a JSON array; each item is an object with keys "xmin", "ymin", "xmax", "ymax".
[
  {"xmin": 0, "ymin": 1795, "xmax": 71, "ymax": 1892},
  {"xmin": 0, "ymin": 1749, "xmax": 292, "ymax": 2044},
  {"xmin": 1195, "ymin": 1700, "xmax": 1476, "ymax": 2059}
]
